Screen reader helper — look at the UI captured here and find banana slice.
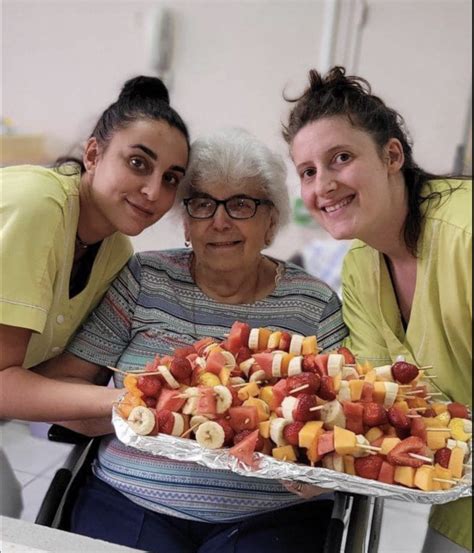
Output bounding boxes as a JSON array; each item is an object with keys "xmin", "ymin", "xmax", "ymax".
[
  {"xmin": 221, "ymin": 350, "xmax": 237, "ymax": 370},
  {"xmin": 248, "ymin": 328, "xmax": 260, "ymax": 350},
  {"xmin": 250, "ymin": 369, "xmax": 267, "ymax": 382},
  {"xmin": 323, "ymin": 453, "xmax": 344, "ymax": 472},
  {"xmin": 158, "ymin": 365, "xmax": 181, "ymax": 389},
  {"xmin": 338, "ymin": 381, "xmax": 351, "ymax": 402},
  {"xmin": 271, "ymin": 353, "xmax": 284, "ymax": 377},
  {"xmin": 374, "ymin": 365, "xmax": 394, "ymax": 382},
  {"xmin": 270, "ymin": 417, "xmax": 289, "ymax": 446},
  {"xmin": 127, "ymin": 406, "xmax": 156, "ymax": 435},
  {"xmin": 354, "ymin": 434, "xmax": 371, "ymax": 458},
  {"xmin": 383, "ymin": 382, "xmax": 399, "ymax": 408},
  {"xmin": 190, "ymin": 415, "xmax": 209, "ymax": 431},
  {"xmin": 171, "ymin": 413, "xmax": 185, "ymax": 436},
  {"xmin": 327, "ymin": 354, "xmax": 344, "ymax": 377},
  {"xmin": 195, "ymin": 356, "xmax": 207, "ymax": 369},
  {"xmin": 229, "ymin": 376, "xmax": 246, "ymax": 386},
  {"xmin": 288, "ymin": 356, "xmax": 303, "ymax": 376},
  {"xmin": 239, "ymin": 357, "xmax": 255, "ymax": 377},
  {"xmin": 281, "ymin": 396, "xmax": 298, "ymax": 421},
  {"xmin": 289, "ymin": 334, "xmax": 304, "ymax": 355},
  {"xmin": 202, "ymin": 342, "xmax": 220, "ymax": 356},
  {"xmin": 214, "ymin": 385, "xmax": 233, "ymax": 414},
  {"xmin": 195, "ymin": 421, "xmax": 225, "ymax": 449},
  {"xmin": 342, "ymin": 366, "xmax": 359, "ymax": 380},
  {"xmin": 182, "ymin": 387, "xmax": 200, "ymax": 415},
  {"xmin": 321, "ymin": 399, "xmax": 346, "ymax": 430},
  {"xmin": 447, "ymin": 439, "xmax": 470, "ymax": 458}
]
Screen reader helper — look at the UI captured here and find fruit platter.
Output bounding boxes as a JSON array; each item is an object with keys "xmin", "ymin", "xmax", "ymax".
[{"xmin": 112, "ymin": 322, "xmax": 472, "ymax": 504}]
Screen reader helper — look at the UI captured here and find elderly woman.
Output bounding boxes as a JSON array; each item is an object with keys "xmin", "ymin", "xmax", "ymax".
[{"xmin": 42, "ymin": 128, "xmax": 347, "ymax": 553}]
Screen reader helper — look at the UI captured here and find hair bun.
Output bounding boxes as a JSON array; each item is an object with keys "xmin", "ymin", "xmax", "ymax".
[{"xmin": 119, "ymin": 75, "xmax": 170, "ymax": 105}]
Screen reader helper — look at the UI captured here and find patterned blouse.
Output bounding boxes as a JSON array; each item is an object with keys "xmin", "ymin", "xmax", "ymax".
[{"xmin": 68, "ymin": 248, "xmax": 348, "ymax": 522}]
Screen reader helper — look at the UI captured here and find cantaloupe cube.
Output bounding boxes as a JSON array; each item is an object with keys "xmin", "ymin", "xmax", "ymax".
[
  {"xmin": 281, "ymin": 353, "xmax": 296, "ymax": 375},
  {"xmin": 447, "ymin": 446, "xmax": 464, "ymax": 479},
  {"xmin": 302, "ymin": 335, "xmax": 318, "ymax": 355},
  {"xmin": 349, "ymin": 379, "xmax": 365, "ymax": 402},
  {"xmin": 431, "ymin": 403, "xmax": 448, "ymax": 415},
  {"xmin": 259, "ymin": 420, "xmax": 271, "ymax": 439},
  {"xmin": 334, "ymin": 426, "xmax": 357, "ymax": 455},
  {"xmin": 373, "ymin": 382, "xmax": 386, "ymax": 404},
  {"xmin": 365, "ymin": 426, "xmax": 384, "ymax": 443},
  {"xmin": 434, "ymin": 464, "xmax": 455, "ymax": 490},
  {"xmin": 333, "ymin": 374, "xmax": 342, "ymax": 392},
  {"xmin": 434, "ymin": 412, "xmax": 451, "ymax": 427},
  {"xmin": 364, "ymin": 369, "xmax": 377, "ymax": 383},
  {"xmin": 307, "ymin": 435, "xmax": 323, "ymax": 465},
  {"xmin": 393, "ymin": 400, "xmax": 410, "ymax": 414},
  {"xmin": 394, "ymin": 466, "xmax": 416, "ymax": 488},
  {"xmin": 219, "ymin": 366, "xmax": 232, "ymax": 386},
  {"xmin": 237, "ymin": 381, "xmax": 260, "ymax": 401},
  {"xmin": 427, "ymin": 429, "xmax": 450, "ymax": 450},
  {"xmin": 243, "ymin": 397, "xmax": 270, "ymax": 422},
  {"xmin": 298, "ymin": 420, "xmax": 324, "ymax": 449},
  {"xmin": 423, "ymin": 417, "xmax": 446, "ymax": 428},
  {"xmin": 414, "ymin": 465, "xmax": 435, "ymax": 491},
  {"xmin": 272, "ymin": 445, "xmax": 297, "ymax": 462},
  {"xmin": 380, "ymin": 437, "xmax": 401, "ymax": 456},
  {"xmin": 258, "ymin": 328, "xmax": 272, "ymax": 350},
  {"xmin": 344, "ymin": 455, "xmax": 356, "ymax": 475}
]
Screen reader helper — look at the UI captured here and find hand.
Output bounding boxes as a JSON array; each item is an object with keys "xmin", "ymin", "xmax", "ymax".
[{"xmin": 281, "ymin": 480, "xmax": 329, "ymax": 499}]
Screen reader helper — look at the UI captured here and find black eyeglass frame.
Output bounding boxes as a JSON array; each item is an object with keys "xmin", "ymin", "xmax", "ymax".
[{"xmin": 183, "ymin": 195, "xmax": 274, "ymax": 220}]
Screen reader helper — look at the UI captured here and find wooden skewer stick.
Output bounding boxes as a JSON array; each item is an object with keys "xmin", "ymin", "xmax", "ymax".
[
  {"xmin": 309, "ymin": 405, "xmax": 325, "ymax": 412},
  {"xmin": 425, "ymin": 393, "xmax": 445, "ymax": 398},
  {"xmin": 404, "ymin": 389, "xmax": 427, "ymax": 395},
  {"xmin": 180, "ymin": 423, "xmax": 201, "ymax": 438},
  {"xmin": 412, "ymin": 407, "xmax": 428, "ymax": 412},
  {"xmin": 433, "ymin": 477, "xmax": 458, "ymax": 485},
  {"xmin": 421, "ymin": 375, "xmax": 438, "ymax": 379},
  {"xmin": 358, "ymin": 444, "xmax": 382, "ymax": 452},
  {"xmin": 420, "ymin": 365, "xmax": 433, "ymax": 370},
  {"xmin": 406, "ymin": 414, "xmax": 423, "ymax": 418},
  {"xmin": 232, "ymin": 381, "xmax": 262, "ymax": 388},
  {"xmin": 289, "ymin": 384, "xmax": 310, "ymax": 394},
  {"xmin": 425, "ymin": 428, "xmax": 451, "ymax": 432},
  {"xmin": 463, "ymin": 464, "xmax": 472, "ymax": 469},
  {"xmin": 107, "ymin": 365, "xmax": 129, "ymax": 375},
  {"xmin": 408, "ymin": 453, "xmax": 433, "ymax": 463}
]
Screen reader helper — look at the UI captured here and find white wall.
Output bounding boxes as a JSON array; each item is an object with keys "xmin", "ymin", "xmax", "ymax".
[{"xmin": 2, "ymin": 0, "xmax": 472, "ymax": 260}]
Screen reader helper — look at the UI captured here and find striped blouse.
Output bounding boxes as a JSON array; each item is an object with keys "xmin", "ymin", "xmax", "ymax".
[{"xmin": 68, "ymin": 248, "xmax": 348, "ymax": 522}]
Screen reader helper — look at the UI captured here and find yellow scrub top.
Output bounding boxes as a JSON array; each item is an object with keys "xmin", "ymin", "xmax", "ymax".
[
  {"xmin": 342, "ymin": 180, "xmax": 472, "ymax": 550},
  {"xmin": 0, "ymin": 165, "xmax": 133, "ymax": 368}
]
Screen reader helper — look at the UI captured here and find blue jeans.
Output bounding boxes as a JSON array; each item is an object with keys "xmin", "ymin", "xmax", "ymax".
[{"xmin": 71, "ymin": 475, "xmax": 333, "ymax": 553}]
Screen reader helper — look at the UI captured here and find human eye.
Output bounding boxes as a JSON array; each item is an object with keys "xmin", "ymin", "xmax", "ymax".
[
  {"xmin": 334, "ymin": 152, "xmax": 352, "ymax": 164},
  {"xmin": 300, "ymin": 167, "xmax": 316, "ymax": 181},
  {"xmin": 163, "ymin": 172, "xmax": 181, "ymax": 187},
  {"xmin": 129, "ymin": 156, "xmax": 149, "ymax": 172}
]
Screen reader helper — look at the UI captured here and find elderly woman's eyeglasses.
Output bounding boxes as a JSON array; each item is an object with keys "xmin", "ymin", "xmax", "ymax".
[{"xmin": 183, "ymin": 196, "xmax": 273, "ymax": 220}]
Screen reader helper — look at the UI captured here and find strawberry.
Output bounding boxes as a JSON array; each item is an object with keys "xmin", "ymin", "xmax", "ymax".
[
  {"xmin": 354, "ymin": 455, "xmax": 384, "ymax": 480},
  {"xmin": 149, "ymin": 410, "xmax": 160, "ymax": 436},
  {"xmin": 434, "ymin": 447, "xmax": 452, "ymax": 469},
  {"xmin": 170, "ymin": 357, "xmax": 192, "ymax": 384},
  {"xmin": 302, "ymin": 354, "xmax": 328, "ymax": 377},
  {"xmin": 318, "ymin": 376, "xmax": 337, "ymax": 401},
  {"xmin": 233, "ymin": 429, "xmax": 264, "ymax": 451},
  {"xmin": 283, "ymin": 421, "xmax": 305, "ymax": 446},
  {"xmin": 216, "ymin": 418, "xmax": 235, "ymax": 445},
  {"xmin": 391, "ymin": 361, "xmax": 419, "ymax": 384},
  {"xmin": 278, "ymin": 332, "xmax": 292, "ymax": 352},
  {"xmin": 410, "ymin": 416, "xmax": 427, "ymax": 443},
  {"xmin": 287, "ymin": 373, "xmax": 321, "ymax": 396},
  {"xmin": 173, "ymin": 345, "xmax": 196, "ymax": 358},
  {"xmin": 363, "ymin": 403, "xmax": 388, "ymax": 427},
  {"xmin": 337, "ymin": 346, "xmax": 356, "ymax": 365},
  {"xmin": 447, "ymin": 402, "xmax": 470, "ymax": 419},
  {"xmin": 156, "ymin": 409, "xmax": 174, "ymax": 435},
  {"xmin": 387, "ymin": 436, "xmax": 425, "ymax": 468},
  {"xmin": 143, "ymin": 396, "xmax": 158, "ymax": 408},
  {"xmin": 235, "ymin": 346, "xmax": 253, "ymax": 364},
  {"xmin": 293, "ymin": 394, "xmax": 319, "ymax": 422},
  {"xmin": 137, "ymin": 375, "xmax": 162, "ymax": 398},
  {"xmin": 387, "ymin": 406, "xmax": 411, "ymax": 431}
]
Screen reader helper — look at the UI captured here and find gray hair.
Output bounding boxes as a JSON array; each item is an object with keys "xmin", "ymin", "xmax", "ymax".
[{"xmin": 177, "ymin": 127, "xmax": 290, "ymax": 240}]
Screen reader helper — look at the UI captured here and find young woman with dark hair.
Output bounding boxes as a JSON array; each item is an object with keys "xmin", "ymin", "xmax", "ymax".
[
  {"xmin": 0, "ymin": 75, "xmax": 189, "ymax": 429},
  {"xmin": 284, "ymin": 66, "xmax": 471, "ymax": 553}
]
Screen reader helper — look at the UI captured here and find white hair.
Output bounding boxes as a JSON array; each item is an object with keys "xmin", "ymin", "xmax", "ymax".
[{"xmin": 177, "ymin": 127, "xmax": 290, "ymax": 240}]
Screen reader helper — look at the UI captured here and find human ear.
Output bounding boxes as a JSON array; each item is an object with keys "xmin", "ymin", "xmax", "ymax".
[
  {"xmin": 385, "ymin": 138, "xmax": 405, "ymax": 174},
  {"xmin": 83, "ymin": 137, "xmax": 100, "ymax": 174},
  {"xmin": 264, "ymin": 212, "xmax": 278, "ymax": 247},
  {"xmin": 183, "ymin": 219, "xmax": 191, "ymax": 243}
]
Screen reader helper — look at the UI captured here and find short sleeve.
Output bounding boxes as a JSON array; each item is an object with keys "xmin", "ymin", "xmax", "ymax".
[{"xmin": 0, "ymin": 167, "xmax": 70, "ymax": 332}]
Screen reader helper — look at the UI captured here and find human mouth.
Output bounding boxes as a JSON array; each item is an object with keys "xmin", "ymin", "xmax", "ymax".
[
  {"xmin": 126, "ymin": 199, "xmax": 155, "ymax": 217},
  {"xmin": 321, "ymin": 195, "xmax": 354, "ymax": 213},
  {"xmin": 208, "ymin": 240, "xmax": 242, "ymax": 248}
]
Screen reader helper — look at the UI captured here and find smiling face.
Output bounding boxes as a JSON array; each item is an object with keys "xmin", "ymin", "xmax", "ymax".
[
  {"xmin": 184, "ymin": 178, "xmax": 276, "ymax": 274},
  {"xmin": 83, "ymin": 118, "xmax": 189, "ymax": 238},
  {"xmin": 291, "ymin": 116, "xmax": 406, "ymax": 243}
]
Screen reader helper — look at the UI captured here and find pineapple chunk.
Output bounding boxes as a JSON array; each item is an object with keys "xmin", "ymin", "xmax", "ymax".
[
  {"xmin": 272, "ymin": 445, "xmax": 297, "ymax": 462},
  {"xmin": 380, "ymin": 437, "xmax": 401, "ymax": 456},
  {"xmin": 349, "ymin": 379, "xmax": 365, "ymax": 402},
  {"xmin": 394, "ymin": 466, "xmax": 416, "ymax": 488},
  {"xmin": 427, "ymin": 429, "xmax": 450, "ymax": 450},
  {"xmin": 448, "ymin": 446, "xmax": 465, "ymax": 479},
  {"xmin": 259, "ymin": 420, "xmax": 271, "ymax": 439},
  {"xmin": 414, "ymin": 465, "xmax": 435, "ymax": 491},
  {"xmin": 298, "ymin": 421, "xmax": 324, "ymax": 449},
  {"xmin": 334, "ymin": 426, "xmax": 357, "ymax": 455},
  {"xmin": 237, "ymin": 381, "xmax": 260, "ymax": 401},
  {"xmin": 434, "ymin": 464, "xmax": 455, "ymax": 490}
]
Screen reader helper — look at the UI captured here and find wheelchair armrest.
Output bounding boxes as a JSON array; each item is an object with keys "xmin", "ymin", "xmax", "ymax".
[{"xmin": 47, "ymin": 423, "xmax": 91, "ymax": 444}]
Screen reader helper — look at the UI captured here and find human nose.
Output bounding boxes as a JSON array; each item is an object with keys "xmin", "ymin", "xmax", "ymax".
[
  {"xmin": 314, "ymin": 167, "xmax": 337, "ymax": 196},
  {"xmin": 140, "ymin": 176, "xmax": 163, "ymax": 202},
  {"xmin": 211, "ymin": 203, "xmax": 233, "ymax": 229}
]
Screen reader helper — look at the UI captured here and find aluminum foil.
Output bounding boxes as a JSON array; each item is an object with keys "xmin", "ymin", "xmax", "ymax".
[{"xmin": 112, "ymin": 407, "xmax": 472, "ymax": 505}]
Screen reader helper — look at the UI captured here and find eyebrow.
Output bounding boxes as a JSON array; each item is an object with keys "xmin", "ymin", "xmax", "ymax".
[
  {"xmin": 130, "ymin": 143, "xmax": 186, "ymax": 174},
  {"xmin": 295, "ymin": 144, "xmax": 353, "ymax": 171}
]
